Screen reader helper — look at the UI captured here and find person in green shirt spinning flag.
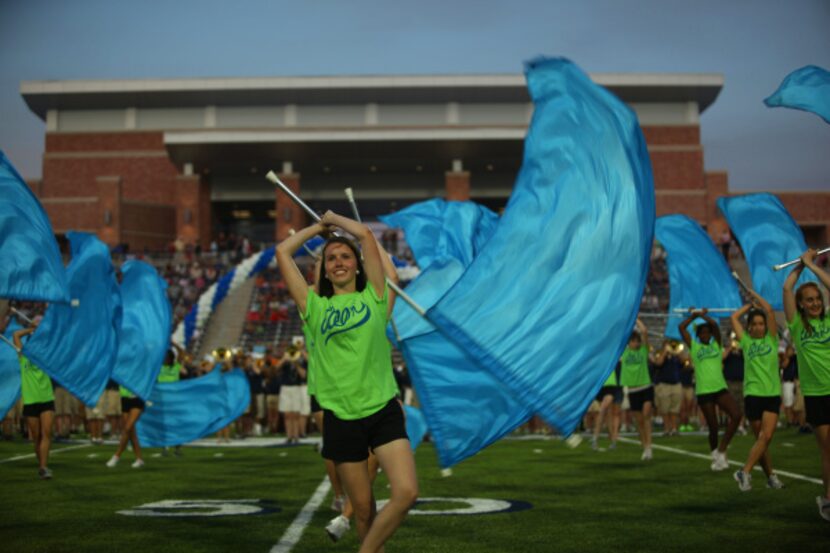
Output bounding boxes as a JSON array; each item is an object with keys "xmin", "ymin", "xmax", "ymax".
[
  {"xmin": 13, "ymin": 322, "xmax": 55, "ymax": 480},
  {"xmin": 730, "ymin": 287, "xmax": 784, "ymax": 492},
  {"xmin": 619, "ymin": 318, "xmax": 655, "ymax": 461},
  {"xmin": 783, "ymin": 248, "xmax": 830, "ymax": 522},
  {"xmin": 679, "ymin": 308, "xmax": 741, "ymax": 472},
  {"xmin": 277, "ymin": 211, "xmax": 416, "ymax": 553}
]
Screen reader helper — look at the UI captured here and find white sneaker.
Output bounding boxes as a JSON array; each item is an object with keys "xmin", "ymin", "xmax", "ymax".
[
  {"xmin": 106, "ymin": 455, "xmax": 120, "ymax": 468},
  {"xmin": 710, "ymin": 451, "xmax": 729, "ymax": 471},
  {"xmin": 767, "ymin": 474, "xmax": 785, "ymax": 489},
  {"xmin": 131, "ymin": 459, "xmax": 145, "ymax": 469},
  {"xmin": 733, "ymin": 470, "xmax": 751, "ymax": 491},
  {"xmin": 817, "ymin": 497, "xmax": 830, "ymax": 522},
  {"xmin": 330, "ymin": 495, "xmax": 346, "ymax": 512},
  {"xmin": 641, "ymin": 447, "xmax": 653, "ymax": 461},
  {"xmin": 325, "ymin": 515, "xmax": 350, "ymax": 542}
]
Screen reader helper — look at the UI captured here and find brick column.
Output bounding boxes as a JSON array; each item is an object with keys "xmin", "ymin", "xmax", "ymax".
[
  {"xmin": 176, "ymin": 174, "xmax": 206, "ymax": 248},
  {"xmin": 96, "ymin": 176, "xmax": 122, "ymax": 247},
  {"xmin": 445, "ymin": 171, "xmax": 471, "ymax": 201},
  {"xmin": 275, "ymin": 173, "xmax": 305, "ymax": 242}
]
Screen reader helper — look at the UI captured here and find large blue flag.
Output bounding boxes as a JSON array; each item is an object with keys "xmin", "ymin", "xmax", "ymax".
[
  {"xmin": 380, "ymin": 199, "xmax": 498, "ymax": 269},
  {"xmin": 0, "ymin": 151, "xmax": 69, "ymax": 303},
  {"xmin": 655, "ymin": 215, "xmax": 743, "ymax": 339},
  {"xmin": 403, "ymin": 405, "xmax": 428, "ymax": 451},
  {"xmin": 718, "ymin": 193, "xmax": 816, "ymax": 311},
  {"xmin": 111, "ymin": 260, "xmax": 172, "ymax": 400},
  {"xmin": 427, "ymin": 57, "xmax": 655, "ymax": 436},
  {"xmin": 136, "ymin": 368, "xmax": 250, "ymax": 447},
  {"xmin": 22, "ymin": 232, "xmax": 121, "ymax": 407},
  {"xmin": 0, "ymin": 320, "xmax": 22, "ymax": 420},
  {"xmin": 764, "ymin": 65, "xmax": 830, "ymax": 124}
]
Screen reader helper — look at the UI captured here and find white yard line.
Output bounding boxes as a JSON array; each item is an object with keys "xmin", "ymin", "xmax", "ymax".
[
  {"xmin": 616, "ymin": 437, "xmax": 823, "ymax": 485},
  {"xmin": 0, "ymin": 443, "xmax": 92, "ymax": 464},
  {"xmin": 269, "ymin": 476, "xmax": 331, "ymax": 553}
]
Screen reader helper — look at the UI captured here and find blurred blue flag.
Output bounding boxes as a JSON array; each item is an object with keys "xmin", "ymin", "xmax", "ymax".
[
  {"xmin": 0, "ymin": 151, "xmax": 69, "ymax": 303},
  {"xmin": 403, "ymin": 405, "xmax": 428, "ymax": 450},
  {"xmin": 718, "ymin": 193, "xmax": 816, "ymax": 311},
  {"xmin": 111, "ymin": 260, "xmax": 172, "ymax": 400},
  {"xmin": 764, "ymin": 65, "xmax": 830, "ymax": 124},
  {"xmin": 136, "ymin": 368, "xmax": 250, "ymax": 447},
  {"xmin": 655, "ymin": 215, "xmax": 743, "ymax": 339},
  {"xmin": 0, "ymin": 320, "xmax": 22, "ymax": 419},
  {"xmin": 380, "ymin": 199, "xmax": 498, "ymax": 269},
  {"xmin": 427, "ymin": 57, "xmax": 655, "ymax": 436},
  {"xmin": 22, "ymin": 232, "xmax": 121, "ymax": 407}
]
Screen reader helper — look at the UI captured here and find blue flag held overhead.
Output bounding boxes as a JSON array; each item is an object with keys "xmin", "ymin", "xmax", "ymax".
[
  {"xmin": 718, "ymin": 193, "xmax": 816, "ymax": 311},
  {"xmin": 136, "ymin": 368, "xmax": 250, "ymax": 447},
  {"xmin": 764, "ymin": 65, "xmax": 830, "ymax": 124},
  {"xmin": 111, "ymin": 260, "xmax": 172, "ymax": 400},
  {"xmin": 655, "ymin": 215, "xmax": 743, "ymax": 339},
  {"xmin": 0, "ymin": 151, "xmax": 69, "ymax": 303},
  {"xmin": 0, "ymin": 320, "xmax": 22, "ymax": 420},
  {"xmin": 22, "ymin": 232, "xmax": 121, "ymax": 407},
  {"xmin": 427, "ymin": 57, "xmax": 655, "ymax": 436}
]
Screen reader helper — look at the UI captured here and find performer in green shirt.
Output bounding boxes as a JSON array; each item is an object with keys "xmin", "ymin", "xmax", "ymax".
[
  {"xmin": 618, "ymin": 318, "xmax": 654, "ymax": 460},
  {"xmin": 679, "ymin": 308, "xmax": 740, "ymax": 472},
  {"xmin": 277, "ymin": 211, "xmax": 416, "ymax": 553},
  {"xmin": 730, "ymin": 287, "xmax": 784, "ymax": 492},
  {"xmin": 783, "ymin": 248, "xmax": 830, "ymax": 522}
]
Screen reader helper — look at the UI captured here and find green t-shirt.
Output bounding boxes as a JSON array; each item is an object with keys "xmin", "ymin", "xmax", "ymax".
[
  {"xmin": 19, "ymin": 356, "xmax": 54, "ymax": 405},
  {"xmin": 602, "ymin": 367, "xmax": 618, "ymax": 387},
  {"xmin": 119, "ymin": 386, "xmax": 136, "ymax": 399},
  {"xmin": 619, "ymin": 345, "xmax": 650, "ymax": 387},
  {"xmin": 689, "ymin": 339, "xmax": 726, "ymax": 395},
  {"xmin": 787, "ymin": 315, "xmax": 830, "ymax": 396},
  {"xmin": 157, "ymin": 362, "xmax": 182, "ymax": 383},
  {"xmin": 302, "ymin": 283, "xmax": 397, "ymax": 420},
  {"xmin": 739, "ymin": 333, "xmax": 781, "ymax": 397}
]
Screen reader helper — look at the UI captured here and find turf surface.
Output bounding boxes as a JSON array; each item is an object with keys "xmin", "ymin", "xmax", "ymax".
[{"xmin": 2, "ymin": 430, "xmax": 828, "ymax": 552}]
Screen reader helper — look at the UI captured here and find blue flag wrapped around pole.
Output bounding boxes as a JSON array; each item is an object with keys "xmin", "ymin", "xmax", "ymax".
[
  {"xmin": 764, "ymin": 65, "xmax": 830, "ymax": 125},
  {"xmin": 22, "ymin": 232, "xmax": 121, "ymax": 407},
  {"xmin": 718, "ymin": 193, "xmax": 816, "ymax": 311},
  {"xmin": 426, "ymin": 57, "xmax": 655, "ymax": 436},
  {"xmin": 655, "ymin": 215, "xmax": 743, "ymax": 339},
  {"xmin": 0, "ymin": 151, "xmax": 69, "ymax": 303},
  {"xmin": 136, "ymin": 368, "xmax": 250, "ymax": 447},
  {"xmin": 0, "ymin": 320, "xmax": 23, "ymax": 420},
  {"xmin": 111, "ymin": 260, "xmax": 172, "ymax": 400}
]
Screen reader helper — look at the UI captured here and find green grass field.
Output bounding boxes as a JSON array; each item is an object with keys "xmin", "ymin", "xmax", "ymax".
[{"xmin": 2, "ymin": 430, "xmax": 828, "ymax": 553}]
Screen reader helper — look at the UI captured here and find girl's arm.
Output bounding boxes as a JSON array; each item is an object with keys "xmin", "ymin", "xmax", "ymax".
[
  {"xmin": 373, "ymin": 233, "xmax": 399, "ymax": 319},
  {"xmin": 730, "ymin": 304, "xmax": 750, "ymax": 342},
  {"xmin": 319, "ymin": 211, "xmax": 385, "ymax": 297},
  {"xmin": 678, "ymin": 311, "xmax": 697, "ymax": 347},
  {"xmin": 12, "ymin": 326, "xmax": 35, "ymax": 351},
  {"xmin": 276, "ymin": 222, "xmax": 327, "ymax": 314},
  {"xmin": 699, "ymin": 309, "xmax": 722, "ymax": 347},
  {"xmin": 747, "ymin": 288, "xmax": 778, "ymax": 340},
  {"xmin": 783, "ymin": 261, "xmax": 805, "ymax": 324},
  {"xmin": 801, "ymin": 248, "xmax": 830, "ymax": 291}
]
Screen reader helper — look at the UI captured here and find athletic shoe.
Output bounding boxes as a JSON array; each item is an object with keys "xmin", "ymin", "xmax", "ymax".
[
  {"xmin": 767, "ymin": 474, "xmax": 785, "ymax": 489},
  {"xmin": 325, "ymin": 515, "xmax": 350, "ymax": 542},
  {"xmin": 330, "ymin": 495, "xmax": 346, "ymax": 513},
  {"xmin": 590, "ymin": 438, "xmax": 598, "ymax": 451},
  {"xmin": 641, "ymin": 447, "xmax": 653, "ymax": 461},
  {"xmin": 733, "ymin": 470, "xmax": 751, "ymax": 492},
  {"xmin": 106, "ymin": 455, "xmax": 120, "ymax": 468},
  {"xmin": 817, "ymin": 496, "xmax": 830, "ymax": 522},
  {"xmin": 608, "ymin": 441, "xmax": 617, "ymax": 450},
  {"xmin": 38, "ymin": 467, "xmax": 53, "ymax": 480},
  {"xmin": 131, "ymin": 459, "xmax": 145, "ymax": 469},
  {"xmin": 710, "ymin": 450, "xmax": 728, "ymax": 471}
]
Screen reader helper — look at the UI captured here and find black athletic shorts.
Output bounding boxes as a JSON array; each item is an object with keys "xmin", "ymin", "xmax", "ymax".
[
  {"xmin": 744, "ymin": 395, "xmax": 781, "ymax": 421},
  {"xmin": 628, "ymin": 387, "xmax": 654, "ymax": 412},
  {"xmin": 697, "ymin": 389, "xmax": 728, "ymax": 405},
  {"xmin": 596, "ymin": 386, "xmax": 623, "ymax": 404},
  {"xmin": 805, "ymin": 395, "xmax": 830, "ymax": 427},
  {"xmin": 121, "ymin": 397, "xmax": 145, "ymax": 412},
  {"xmin": 310, "ymin": 395, "xmax": 322, "ymax": 414},
  {"xmin": 322, "ymin": 398, "xmax": 408, "ymax": 463},
  {"xmin": 23, "ymin": 401, "xmax": 55, "ymax": 418}
]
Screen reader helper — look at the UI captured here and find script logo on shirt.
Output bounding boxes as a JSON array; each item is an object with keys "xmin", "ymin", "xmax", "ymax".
[
  {"xmin": 321, "ymin": 302, "xmax": 371, "ymax": 344},
  {"xmin": 695, "ymin": 344, "xmax": 720, "ymax": 361},
  {"xmin": 799, "ymin": 321, "xmax": 830, "ymax": 349},
  {"xmin": 746, "ymin": 341, "xmax": 773, "ymax": 360}
]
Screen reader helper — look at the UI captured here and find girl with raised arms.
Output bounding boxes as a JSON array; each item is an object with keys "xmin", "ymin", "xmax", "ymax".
[{"xmin": 276, "ymin": 211, "xmax": 417, "ymax": 552}]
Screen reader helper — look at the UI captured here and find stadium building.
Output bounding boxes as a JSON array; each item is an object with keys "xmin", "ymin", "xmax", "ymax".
[{"xmin": 20, "ymin": 73, "xmax": 830, "ymax": 251}]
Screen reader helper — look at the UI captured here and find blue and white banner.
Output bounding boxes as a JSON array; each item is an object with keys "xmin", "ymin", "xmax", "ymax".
[{"xmin": 764, "ymin": 65, "xmax": 830, "ymax": 124}]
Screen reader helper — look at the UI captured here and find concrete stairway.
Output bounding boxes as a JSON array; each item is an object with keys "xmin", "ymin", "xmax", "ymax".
[{"xmin": 197, "ymin": 277, "xmax": 256, "ymax": 358}]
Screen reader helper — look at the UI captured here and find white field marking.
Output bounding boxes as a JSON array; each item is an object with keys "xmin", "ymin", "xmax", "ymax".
[
  {"xmin": 214, "ymin": 453, "xmax": 224, "ymax": 458},
  {"xmin": 782, "ymin": 443, "xmax": 795, "ymax": 448},
  {"xmin": 87, "ymin": 453, "xmax": 99, "ymax": 459},
  {"xmin": 152, "ymin": 453, "xmax": 162, "ymax": 458},
  {"xmin": 533, "ymin": 449, "xmax": 543, "ymax": 454},
  {"xmin": 616, "ymin": 437, "xmax": 822, "ymax": 485},
  {"xmin": 270, "ymin": 477, "xmax": 331, "ymax": 553},
  {"xmin": 0, "ymin": 443, "xmax": 91, "ymax": 464}
]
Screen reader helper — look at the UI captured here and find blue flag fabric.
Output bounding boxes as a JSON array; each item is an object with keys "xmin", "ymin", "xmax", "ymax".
[
  {"xmin": 0, "ymin": 321, "xmax": 23, "ymax": 419},
  {"xmin": 655, "ymin": 215, "xmax": 743, "ymax": 340},
  {"xmin": 718, "ymin": 194, "xmax": 816, "ymax": 311},
  {"xmin": 22, "ymin": 232, "xmax": 121, "ymax": 407},
  {"xmin": 764, "ymin": 65, "xmax": 830, "ymax": 124},
  {"xmin": 380, "ymin": 199, "xmax": 498, "ymax": 269},
  {"xmin": 403, "ymin": 405, "xmax": 428, "ymax": 450},
  {"xmin": 136, "ymin": 368, "xmax": 250, "ymax": 447},
  {"xmin": 0, "ymin": 151, "xmax": 69, "ymax": 303},
  {"xmin": 427, "ymin": 57, "xmax": 655, "ymax": 436},
  {"xmin": 111, "ymin": 260, "xmax": 172, "ymax": 400}
]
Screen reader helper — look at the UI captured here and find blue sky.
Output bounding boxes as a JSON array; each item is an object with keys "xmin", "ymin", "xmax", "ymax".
[{"xmin": 1, "ymin": 0, "xmax": 828, "ymax": 190}]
